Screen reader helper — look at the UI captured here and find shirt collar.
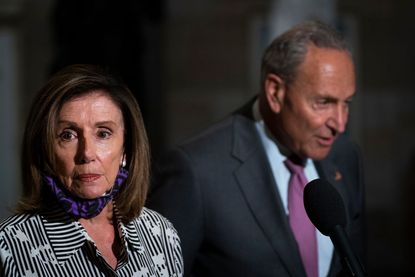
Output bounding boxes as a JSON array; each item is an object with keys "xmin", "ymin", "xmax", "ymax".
[
  {"xmin": 42, "ymin": 201, "xmax": 143, "ymax": 264},
  {"xmin": 113, "ymin": 203, "xmax": 143, "ymax": 252},
  {"xmin": 252, "ymin": 99, "xmax": 313, "ymax": 168},
  {"xmin": 253, "ymin": 99, "xmax": 291, "ymax": 159}
]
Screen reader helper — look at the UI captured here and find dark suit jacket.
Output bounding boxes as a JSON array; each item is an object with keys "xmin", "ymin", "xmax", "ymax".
[{"xmin": 147, "ymin": 100, "xmax": 366, "ymax": 277}]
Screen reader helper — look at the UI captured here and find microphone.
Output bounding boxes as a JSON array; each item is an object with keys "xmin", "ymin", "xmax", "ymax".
[{"xmin": 303, "ymin": 179, "xmax": 366, "ymax": 277}]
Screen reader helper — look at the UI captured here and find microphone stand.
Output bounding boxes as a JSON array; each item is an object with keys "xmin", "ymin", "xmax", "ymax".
[{"xmin": 330, "ymin": 225, "xmax": 367, "ymax": 277}]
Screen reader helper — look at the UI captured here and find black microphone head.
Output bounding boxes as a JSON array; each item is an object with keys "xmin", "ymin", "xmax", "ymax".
[{"xmin": 303, "ymin": 179, "xmax": 347, "ymax": 236}]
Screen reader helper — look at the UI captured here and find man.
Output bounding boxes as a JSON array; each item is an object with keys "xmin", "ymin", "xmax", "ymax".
[{"xmin": 147, "ymin": 20, "xmax": 366, "ymax": 277}]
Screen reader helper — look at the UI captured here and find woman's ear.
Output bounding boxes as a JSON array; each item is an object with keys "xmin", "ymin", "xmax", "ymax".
[{"xmin": 264, "ymin": 73, "xmax": 286, "ymax": 113}]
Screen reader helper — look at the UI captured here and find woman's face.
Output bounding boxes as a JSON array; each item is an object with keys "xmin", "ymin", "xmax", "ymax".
[{"xmin": 54, "ymin": 91, "xmax": 125, "ymax": 199}]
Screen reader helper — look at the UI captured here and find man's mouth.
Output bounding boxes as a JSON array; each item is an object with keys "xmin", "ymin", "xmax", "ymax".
[{"xmin": 317, "ymin": 136, "xmax": 335, "ymax": 147}]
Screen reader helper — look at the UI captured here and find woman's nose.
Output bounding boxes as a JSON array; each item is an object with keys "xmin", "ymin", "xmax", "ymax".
[{"xmin": 76, "ymin": 135, "xmax": 96, "ymax": 164}]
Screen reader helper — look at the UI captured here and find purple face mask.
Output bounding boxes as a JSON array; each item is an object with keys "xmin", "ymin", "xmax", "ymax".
[{"xmin": 44, "ymin": 168, "xmax": 128, "ymax": 219}]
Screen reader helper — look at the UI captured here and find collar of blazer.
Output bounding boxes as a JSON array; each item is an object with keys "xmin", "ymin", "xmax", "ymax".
[{"xmin": 231, "ymin": 113, "xmax": 308, "ymax": 277}]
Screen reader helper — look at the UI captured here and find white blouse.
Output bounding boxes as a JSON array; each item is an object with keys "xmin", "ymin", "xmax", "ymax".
[{"xmin": 0, "ymin": 203, "xmax": 183, "ymax": 276}]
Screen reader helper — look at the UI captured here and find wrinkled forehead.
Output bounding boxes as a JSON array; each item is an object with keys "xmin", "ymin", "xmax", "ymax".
[{"xmin": 54, "ymin": 90, "xmax": 125, "ymax": 130}]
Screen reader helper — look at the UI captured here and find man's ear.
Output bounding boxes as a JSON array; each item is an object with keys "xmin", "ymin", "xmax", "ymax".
[{"xmin": 264, "ymin": 73, "xmax": 286, "ymax": 113}]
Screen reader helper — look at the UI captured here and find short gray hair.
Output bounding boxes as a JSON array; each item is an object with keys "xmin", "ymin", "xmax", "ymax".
[{"xmin": 261, "ymin": 20, "xmax": 349, "ymax": 88}]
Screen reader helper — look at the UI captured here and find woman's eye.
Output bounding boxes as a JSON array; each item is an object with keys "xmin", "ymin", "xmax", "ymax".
[
  {"xmin": 59, "ymin": 131, "xmax": 76, "ymax": 141},
  {"xmin": 97, "ymin": 129, "xmax": 112, "ymax": 139}
]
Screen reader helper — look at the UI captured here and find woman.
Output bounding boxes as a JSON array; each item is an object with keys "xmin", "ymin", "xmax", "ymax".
[{"xmin": 0, "ymin": 64, "xmax": 183, "ymax": 276}]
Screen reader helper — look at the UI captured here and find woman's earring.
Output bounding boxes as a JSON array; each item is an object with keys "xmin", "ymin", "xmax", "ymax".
[{"xmin": 121, "ymin": 155, "xmax": 127, "ymax": 168}]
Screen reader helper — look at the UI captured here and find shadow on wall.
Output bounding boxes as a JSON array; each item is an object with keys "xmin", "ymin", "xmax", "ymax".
[
  {"xmin": 403, "ymin": 151, "xmax": 415, "ymax": 274},
  {"xmin": 50, "ymin": 0, "xmax": 165, "ymax": 157}
]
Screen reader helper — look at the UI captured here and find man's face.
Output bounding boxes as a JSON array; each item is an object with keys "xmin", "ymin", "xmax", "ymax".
[{"xmin": 272, "ymin": 46, "xmax": 356, "ymax": 160}]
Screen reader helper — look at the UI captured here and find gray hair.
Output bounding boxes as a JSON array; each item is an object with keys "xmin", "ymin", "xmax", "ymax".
[{"xmin": 261, "ymin": 20, "xmax": 350, "ymax": 88}]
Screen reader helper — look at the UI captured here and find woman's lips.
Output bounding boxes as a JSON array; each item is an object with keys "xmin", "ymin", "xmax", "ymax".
[{"xmin": 77, "ymin": 174, "xmax": 101, "ymax": 182}]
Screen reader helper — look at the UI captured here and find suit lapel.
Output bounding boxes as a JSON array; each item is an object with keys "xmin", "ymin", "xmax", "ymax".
[
  {"xmin": 315, "ymin": 155, "xmax": 351, "ymax": 276},
  {"xmin": 315, "ymin": 159, "xmax": 337, "ymax": 185},
  {"xmin": 232, "ymin": 114, "xmax": 306, "ymax": 277},
  {"xmin": 315, "ymin": 158, "xmax": 350, "ymax": 228}
]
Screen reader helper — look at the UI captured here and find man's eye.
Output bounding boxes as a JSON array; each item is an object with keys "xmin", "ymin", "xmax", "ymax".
[
  {"xmin": 59, "ymin": 131, "xmax": 76, "ymax": 141},
  {"xmin": 315, "ymin": 99, "xmax": 330, "ymax": 108},
  {"xmin": 316, "ymin": 98, "xmax": 329, "ymax": 105}
]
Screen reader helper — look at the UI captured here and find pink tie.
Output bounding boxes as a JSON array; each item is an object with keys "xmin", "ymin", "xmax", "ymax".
[{"xmin": 284, "ymin": 159, "xmax": 318, "ymax": 277}]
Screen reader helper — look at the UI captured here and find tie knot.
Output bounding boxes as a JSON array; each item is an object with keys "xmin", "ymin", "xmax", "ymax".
[{"xmin": 284, "ymin": 158, "xmax": 305, "ymax": 175}]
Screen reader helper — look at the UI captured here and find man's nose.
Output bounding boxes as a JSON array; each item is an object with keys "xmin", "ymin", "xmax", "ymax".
[{"xmin": 328, "ymin": 104, "xmax": 348, "ymax": 134}]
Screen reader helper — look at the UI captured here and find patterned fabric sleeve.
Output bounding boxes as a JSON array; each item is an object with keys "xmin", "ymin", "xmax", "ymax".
[
  {"xmin": 1, "ymin": 229, "xmax": 19, "ymax": 277},
  {"xmin": 137, "ymin": 208, "xmax": 184, "ymax": 277},
  {"xmin": 167, "ymin": 217, "xmax": 184, "ymax": 276}
]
